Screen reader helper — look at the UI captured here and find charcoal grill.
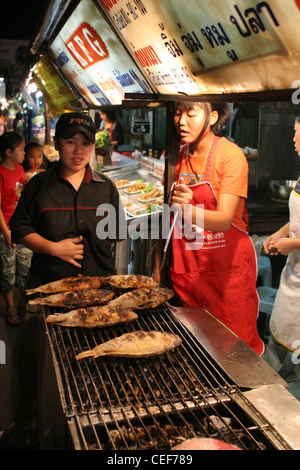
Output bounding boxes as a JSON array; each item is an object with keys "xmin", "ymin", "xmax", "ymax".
[{"xmin": 35, "ymin": 294, "xmax": 300, "ymax": 451}]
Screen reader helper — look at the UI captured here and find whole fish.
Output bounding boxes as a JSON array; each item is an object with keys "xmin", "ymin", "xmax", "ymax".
[
  {"xmin": 105, "ymin": 274, "xmax": 158, "ymax": 289},
  {"xmin": 172, "ymin": 438, "xmax": 241, "ymax": 451},
  {"xmin": 107, "ymin": 287, "xmax": 174, "ymax": 310},
  {"xmin": 27, "ymin": 289, "xmax": 114, "ymax": 309},
  {"xmin": 76, "ymin": 330, "xmax": 182, "ymax": 359},
  {"xmin": 46, "ymin": 306, "xmax": 138, "ymax": 328},
  {"xmin": 26, "ymin": 276, "xmax": 105, "ymax": 296}
]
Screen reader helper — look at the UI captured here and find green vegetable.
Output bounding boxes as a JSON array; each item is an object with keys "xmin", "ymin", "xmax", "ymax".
[
  {"xmin": 95, "ymin": 130, "xmax": 111, "ymax": 150},
  {"xmin": 140, "ymin": 183, "xmax": 155, "ymax": 193},
  {"xmin": 94, "ymin": 163, "xmax": 103, "ymax": 171},
  {"xmin": 147, "ymin": 203, "xmax": 160, "ymax": 213}
]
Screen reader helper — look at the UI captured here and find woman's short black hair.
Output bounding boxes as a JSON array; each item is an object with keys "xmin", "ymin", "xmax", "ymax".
[
  {"xmin": 0, "ymin": 131, "xmax": 24, "ymax": 157},
  {"xmin": 25, "ymin": 141, "xmax": 43, "ymax": 155}
]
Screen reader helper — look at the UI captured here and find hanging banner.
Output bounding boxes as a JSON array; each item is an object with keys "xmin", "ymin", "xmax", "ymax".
[
  {"xmin": 32, "ymin": 55, "xmax": 82, "ymax": 116},
  {"xmin": 49, "ymin": 0, "xmax": 153, "ymax": 106},
  {"xmin": 97, "ymin": 0, "xmax": 300, "ymax": 95}
]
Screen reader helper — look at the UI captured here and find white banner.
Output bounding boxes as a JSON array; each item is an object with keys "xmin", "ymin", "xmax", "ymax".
[
  {"xmin": 49, "ymin": 0, "xmax": 153, "ymax": 105},
  {"xmin": 97, "ymin": 0, "xmax": 300, "ymax": 95}
]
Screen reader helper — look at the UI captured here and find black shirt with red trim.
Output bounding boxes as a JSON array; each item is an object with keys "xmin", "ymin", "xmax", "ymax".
[{"xmin": 10, "ymin": 162, "xmax": 127, "ymax": 285}]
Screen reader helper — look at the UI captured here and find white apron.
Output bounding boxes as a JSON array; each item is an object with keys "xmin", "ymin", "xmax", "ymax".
[{"xmin": 270, "ymin": 178, "xmax": 300, "ymax": 351}]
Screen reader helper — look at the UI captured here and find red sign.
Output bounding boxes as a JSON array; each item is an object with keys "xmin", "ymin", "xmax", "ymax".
[
  {"xmin": 66, "ymin": 22, "xmax": 109, "ymax": 70},
  {"xmin": 99, "ymin": 0, "xmax": 121, "ymax": 11}
]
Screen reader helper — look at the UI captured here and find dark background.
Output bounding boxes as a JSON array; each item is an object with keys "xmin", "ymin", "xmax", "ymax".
[{"xmin": 1, "ymin": 2, "xmax": 48, "ymax": 40}]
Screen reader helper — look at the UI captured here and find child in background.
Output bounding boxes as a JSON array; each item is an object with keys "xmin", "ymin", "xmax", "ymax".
[
  {"xmin": 23, "ymin": 141, "xmax": 45, "ymax": 181},
  {"xmin": 0, "ymin": 132, "xmax": 32, "ymax": 325}
]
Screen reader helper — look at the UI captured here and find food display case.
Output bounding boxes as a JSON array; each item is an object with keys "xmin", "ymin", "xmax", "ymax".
[{"xmin": 101, "ymin": 153, "xmax": 165, "ymax": 276}]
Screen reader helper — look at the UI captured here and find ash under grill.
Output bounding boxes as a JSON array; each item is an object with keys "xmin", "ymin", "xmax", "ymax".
[{"xmin": 43, "ymin": 301, "xmax": 291, "ymax": 451}]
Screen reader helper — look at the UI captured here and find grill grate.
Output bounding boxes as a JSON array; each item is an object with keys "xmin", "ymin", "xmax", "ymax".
[{"xmin": 45, "ymin": 302, "xmax": 291, "ymax": 451}]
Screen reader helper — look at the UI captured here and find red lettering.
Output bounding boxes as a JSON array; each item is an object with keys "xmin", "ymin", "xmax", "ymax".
[
  {"xmin": 134, "ymin": 45, "xmax": 162, "ymax": 68},
  {"xmin": 66, "ymin": 22, "xmax": 109, "ymax": 70},
  {"xmin": 99, "ymin": 0, "xmax": 120, "ymax": 11}
]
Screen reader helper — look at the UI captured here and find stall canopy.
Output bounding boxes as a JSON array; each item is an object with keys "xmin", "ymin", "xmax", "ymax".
[{"xmin": 28, "ymin": 0, "xmax": 300, "ymax": 107}]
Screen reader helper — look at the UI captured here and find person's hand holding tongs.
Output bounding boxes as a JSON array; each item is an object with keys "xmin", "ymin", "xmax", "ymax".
[{"xmin": 160, "ymin": 178, "xmax": 193, "ymax": 271}]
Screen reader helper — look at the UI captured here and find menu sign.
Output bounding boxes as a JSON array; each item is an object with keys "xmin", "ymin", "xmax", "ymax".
[
  {"xmin": 49, "ymin": 0, "xmax": 153, "ymax": 105},
  {"xmin": 32, "ymin": 55, "xmax": 81, "ymax": 117},
  {"xmin": 97, "ymin": 0, "xmax": 300, "ymax": 94}
]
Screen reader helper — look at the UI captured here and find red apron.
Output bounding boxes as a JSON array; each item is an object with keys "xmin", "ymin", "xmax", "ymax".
[
  {"xmin": 170, "ymin": 136, "xmax": 264, "ymax": 355},
  {"xmin": 107, "ymin": 123, "xmax": 117, "ymax": 151}
]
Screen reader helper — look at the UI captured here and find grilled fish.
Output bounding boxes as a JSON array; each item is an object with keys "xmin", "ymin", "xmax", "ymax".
[
  {"xmin": 27, "ymin": 289, "xmax": 114, "ymax": 309},
  {"xmin": 107, "ymin": 287, "xmax": 174, "ymax": 310},
  {"xmin": 105, "ymin": 274, "xmax": 158, "ymax": 289},
  {"xmin": 46, "ymin": 305, "xmax": 138, "ymax": 328},
  {"xmin": 76, "ymin": 330, "xmax": 182, "ymax": 359},
  {"xmin": 172, "ymin": 438, "xmax": 241, "ymax": 451},
  {"xmin": 26, "ymin": 276, "xmax": 105, "ymax": 296}
]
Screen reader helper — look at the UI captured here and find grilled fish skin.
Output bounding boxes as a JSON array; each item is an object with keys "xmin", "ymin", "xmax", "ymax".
[
  {"xmin": 26, "ymin": 276, "xmax": 105, "ymax": 295},
  {"xmin": 76, "ymin": 331, "xmax": 182, "ymax": 359},
  {"xmin": 105, "ymin": 274, "xmax": 158, "ymax": 289},
  {"xmin": 27, "ymin": 289, "xmax": 114, "ymax": 308},
  {"xmin": 107, "ymin": 287, "xmax": 174, "ymax": 310},
  {"xmin": 171, "ymin": 438, "xmax": 241, "ymax": 450},
  {"xmin": 46, "ymin": 305, "xmax": 138, "ymax": 328}
]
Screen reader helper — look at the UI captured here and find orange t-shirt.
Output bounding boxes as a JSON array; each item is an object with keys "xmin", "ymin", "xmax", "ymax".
[{"xmin": 177, "ymin": 137, "xmax": 248, "ymax": 232}]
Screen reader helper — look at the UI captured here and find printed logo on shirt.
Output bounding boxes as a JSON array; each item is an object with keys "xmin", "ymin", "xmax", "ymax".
[
  {"xmin": 178, "ymin": 171, "xmax": 204, "ymax": 186},
  {"xmin": 15, "ymin": 181, "xmax": 24, "ymax": 206}
]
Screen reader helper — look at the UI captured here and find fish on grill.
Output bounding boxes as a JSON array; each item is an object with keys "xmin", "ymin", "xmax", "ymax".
[
  {"xmin": 105, "ymin": 274, "xmax": 158, "ymax": 289},
  {"xmin": 171, "ymin": 438, "xmax": 241, "ymax": 450},
  {"xmin": 46, "ymin": 306, "xmax": 138, "ymax": 328},
  {"xmin": 26, "ymin": 276, "xmax": 105, "ymax": 295},
  {"xmin": 75, "ymin": 330, "xmax": 182, "ymax": 359},
  {"xmin": 27, "ymin": 289, "xmax": 114, "ymax": 309},
  {"xmin": 107, "ymin": 287, "xmax": 174, "ymax": 310},
  {"xmin": 45, "ymin": 287, "xmax": 173, "ymax": 327}
]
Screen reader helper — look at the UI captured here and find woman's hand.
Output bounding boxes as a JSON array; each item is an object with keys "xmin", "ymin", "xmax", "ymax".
[
  {"xmin": 53, "ymin": 236, "xmax": 84, "ymax": 268},
  {"xmin": 267, "ymin": 237, "xmax": 296, "ymax": 256},
  {"xmin": 264, "ymin": 234, "xmax": 280, "ymax": 254},
  {"xmin": 264, "ymin": 223, "xmax": 290, "ymax": 254},
  {"xmin": 171, "ymin": 183, "xmax": 193, "ymax": 208}
]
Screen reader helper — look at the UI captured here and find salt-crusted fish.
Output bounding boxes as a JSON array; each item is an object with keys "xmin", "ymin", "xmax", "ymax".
[
  {"xmin": 27, "ymin": 289, "xmax": 114, "ymax": 309},
  {"xmin": 105, "ymin": 274, "xmax": 158, "ymax": 289},
  {"xmin": 107, "ymin": 287, "xmax": 174, "ymax": 310},
  {"xmin": 76, "ymin": 330, "xmax": 182, "ymax": 359},
  {"xmin": 171, "ymin": 438, "xmax": 241, "ymax": 451},
  {"xmin": 26, "ymin": 276, "xmax": 105, "ymax": 296},
  {"xmin": 46, "ymin": 306, "xmax": 138, "ymax": 328}
]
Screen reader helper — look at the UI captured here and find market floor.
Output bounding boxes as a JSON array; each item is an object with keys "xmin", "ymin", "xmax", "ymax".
[{"xmin": 0, "ymin": 289, "xmax": 20, "ymax": 431}]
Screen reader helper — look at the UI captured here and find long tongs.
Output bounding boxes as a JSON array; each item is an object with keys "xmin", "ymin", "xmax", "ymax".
[
  {"xmin": 159, "ymin": 209, "xmax": 178, "ymax": 272},
  {"xmin": 159, "ymin": 179, "xmax": 181, "ymax": 272}
]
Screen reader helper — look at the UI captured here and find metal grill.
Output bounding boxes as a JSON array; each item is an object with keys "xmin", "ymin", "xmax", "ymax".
[{"xmin": 44, "ymin": 301, "xmax": 292, "ymax": 451}]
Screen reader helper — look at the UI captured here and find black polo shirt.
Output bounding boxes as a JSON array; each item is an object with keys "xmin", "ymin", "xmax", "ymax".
[{"xmin": 10, "ymin": 163, "xmax": 127, "ymax": 284}]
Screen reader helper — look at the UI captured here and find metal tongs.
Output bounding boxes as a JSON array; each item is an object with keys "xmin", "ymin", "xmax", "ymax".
[
  {"xmin": 159, "ymin": 180, "xmax": 182, "ymax": 272},
  {"xmin": 159, "ymin": 209, "xmax": 178, "ymax": 272}
]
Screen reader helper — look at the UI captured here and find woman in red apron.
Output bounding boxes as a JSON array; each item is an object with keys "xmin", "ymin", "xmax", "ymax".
[
  {"xmin": 99, "ymin": 110, "xmax": 124, "ymax": 151},
  {"xmin": 154, "ymin": 101, "xmax": 263, "ymax": 356}
]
